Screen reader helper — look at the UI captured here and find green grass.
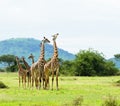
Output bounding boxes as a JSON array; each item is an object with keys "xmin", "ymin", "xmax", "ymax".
[{"xmin": 0, "ymin": 72, "xmax": 120, "ymax": 106}]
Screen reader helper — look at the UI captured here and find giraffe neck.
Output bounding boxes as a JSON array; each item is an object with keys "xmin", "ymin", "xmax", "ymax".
[
  {"xmin": 53, "ymin": 40, "xmax": 58, "ymax": 57},
  {"xmin": 39, "ymin": 42, "xmax": 45, "ymax": 61},
  {"xmin": 17, "ymin": 60, "xmax": 22, "ymax": 70},
  {"xmin": 32, "ymin": 58, "xmax": 34, "ymax": 64},
  {"xmin": 23, "ymin": 59, "xmax": 30, "ymax": 70}
]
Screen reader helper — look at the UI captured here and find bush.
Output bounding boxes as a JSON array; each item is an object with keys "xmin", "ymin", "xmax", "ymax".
[
  {"xmin": 0, "ymin": 68, "xmax": 5, "ymax": 72},
  {"xmin": 72, "ymin": 96, "xmax": 83, "ymax": 106},
  {"xmin": 102, "ymin": 95, "xmax": 120, "ymax": 106},
  {"xmin": 115, "ymin": 80, "xmax": 120, "ymax": 86},
  {"xmin": 0, "ymin": 81, "xmax": 9, "ymax": 89}
]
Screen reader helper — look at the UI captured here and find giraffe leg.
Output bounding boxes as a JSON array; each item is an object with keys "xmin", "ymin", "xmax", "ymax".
[
  {"xmin": 22, "ymin": 76, "xmax": 24, "ymax": 88},
  {"xmin": 30, "ymin": 75, "xmax": 31, "ymax": 88},
  {"xmin": 51, "ymin": 71, "xmax": 54, "ymax": 90},
  {"xmin": 19, "ymin": 75, "xmax": 20, "ymax": 88},
  {"xmin": 42, "ymin": 72, "xmax": 44, "ymax": 89},
  {"xmin": 27, "ymin": 76, "xmax": 29, "ymax": 88},
  {"xmin": 25, "ymin": 75, "xmax": 26, "ymax": 89},
  {"xmin": 56, "ymin": 68, "xmax": 59, "ymax": 90},
  {"xmin": 47, "ymin": 76, "xmax": 50, "ymax": 89},
  {"xmin": 35, "ymin": 77, "xmax": 39, "ymax": 89},
  {"xmin": 31, "ymin": 72, "xmax": 34, "ymax": 88},
  {"xmin": 39, "ymin": 73, "xmax": 42, "ymax": 89}
]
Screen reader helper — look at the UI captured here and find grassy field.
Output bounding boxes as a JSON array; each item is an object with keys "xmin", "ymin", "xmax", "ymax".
[{"xmin": 0, "ymin": 72, "xmax": 120, "ymax": 106}]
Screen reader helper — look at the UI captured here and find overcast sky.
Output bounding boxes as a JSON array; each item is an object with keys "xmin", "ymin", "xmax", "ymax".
[{"xmin": 0, "ymin": 0, "xmax": 120, "ymax": 59}]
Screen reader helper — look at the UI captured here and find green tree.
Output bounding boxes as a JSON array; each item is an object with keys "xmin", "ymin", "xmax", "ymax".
[
  {"xmin": 74, "ymin": 49, "xmax": 118, "ymax": 76},
  {"xmin": 0, "ymin": 54, "xmax": 17, "ymax": 72},
  {"xmin": 60, "ymin": 60, "xmax": 75, "ymax": 76},
  {"xmin": 114, "ymin": 54, "xmax": 120, "ymax": 59},
  {"xmin": 0, "ymin": 54, "xmax": 16, "ymax": 66}
]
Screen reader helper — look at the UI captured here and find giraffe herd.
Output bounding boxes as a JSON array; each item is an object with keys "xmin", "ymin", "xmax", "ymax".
[{"xmin": 16, "ymin": 33, "xmax": 59, "ymax": 90}]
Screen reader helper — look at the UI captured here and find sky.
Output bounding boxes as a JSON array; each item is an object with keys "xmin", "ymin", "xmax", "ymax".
[{"xmin": 0, "ymin": 0, "xmax": 120, "ymax": 59}]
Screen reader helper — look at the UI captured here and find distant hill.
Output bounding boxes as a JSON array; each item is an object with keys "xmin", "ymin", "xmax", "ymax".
[
  {"xmin": 108, "ymin": 58, "xmax": 120, "ymax": 69},
  {"xmin": 0, "ymin": 38, "xmax": 75, "ymax": 63}
]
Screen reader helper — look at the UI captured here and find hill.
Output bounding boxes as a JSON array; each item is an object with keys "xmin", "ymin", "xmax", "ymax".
[
  {"xmin": 109, "ymin": 58, "xmax": 120, "ymax": 69},
  {"xmin": 0, "ymin": 38, "xmax": 75, "ymax": 63}
]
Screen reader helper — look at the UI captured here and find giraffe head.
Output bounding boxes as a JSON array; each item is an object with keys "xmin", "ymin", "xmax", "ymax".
[
  {"xmin": 40, "ymin": 36, "xmax": 50, "ymax": 47},
  {"xmin": 43, "ymin": 36, "xmax": 50, "ymax": 43},
  {"xmin": 28, "ymin": 53, "xmax": 34, "ymax": 59},
  {"xmin": 21, "ymin": 56, "xmax": 25, "ymax": 61},
  {"xmin": 52, "ymin": 33, "xmax": 59, "ymax": 41},
  {"xmin": 16, "ymin": 56, "xmax": 19, "ymax": 62}
]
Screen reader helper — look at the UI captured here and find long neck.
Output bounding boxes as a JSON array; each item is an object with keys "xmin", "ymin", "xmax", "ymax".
[
  {"xmin": 23, "ymin": 59, "xmax": 30, "ymax": 69},
  {"xmin": 39, "ymin": 42, "xmax": 45, "ymax": 60},
  {"xmin": 17, "ymin": 60, "xmax": 22, "ymax": 70},
  {"xmin": 53, "ymin": 40, "xmax": 58, "ymax": 57},
  {"xmin": 32, "ymin": 58, "xmax": 34, "ymax": 64}
]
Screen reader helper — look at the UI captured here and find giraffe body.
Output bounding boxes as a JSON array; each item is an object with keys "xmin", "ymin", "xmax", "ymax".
[
  {"xmin": 16, "ymin": 56, "xmax": 27, "ymax": 88},
  {"xmin": 30, "ymin": 37, "xmax": 50, "ymax": 89},
  {"xmin": 21, "ymin": 57, "xmax": 31, "ymax": 87},
  {"xmin": 44, "ymin": 33, "xmax": 59, "ymax": 90}
]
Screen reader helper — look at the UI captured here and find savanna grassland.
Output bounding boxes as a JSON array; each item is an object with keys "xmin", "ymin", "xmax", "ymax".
[{"xmin": 0, "ymin": 73, "xmax": 120, "ymax": 106}]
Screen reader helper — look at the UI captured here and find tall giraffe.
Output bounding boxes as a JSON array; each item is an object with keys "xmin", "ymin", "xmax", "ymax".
[
  {"xmin": 21, "ymin": 57, "xmax": 31, "ymax": 87},
  {"xmin": 44, "ymin": 33, "xmax": 59, "ymax": 90},
  {"xmin": 30, "ymin": 37, "xmax": 50, "ymax": 89},
  {"xmin": 16, "ymin": 56, "xmax": 27, "ymax": 88}
]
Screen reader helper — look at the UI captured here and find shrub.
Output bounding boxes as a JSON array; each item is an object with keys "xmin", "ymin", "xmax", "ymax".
[
  {"xmin": 115, "ymin": 80, "xmax": 120, "ymax": 86},
  {"xmin": 72, "ymin": 96, "xmax": 83, "ymax": 106},
  {"xmin": 102, "ymin": 95, "xmax": 120, "ymax": 106},
  {"xmin": 0, "ymin": 81, "xmax": 8, "ymax": 89},
  {"xmin": 0, "ymin": 68, "xmax": 5, "ymax": 72}
]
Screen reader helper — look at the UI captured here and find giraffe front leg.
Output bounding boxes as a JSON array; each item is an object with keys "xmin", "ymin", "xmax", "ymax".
[
  {"xmin": 31, "ymin": 72, "xmax": 34, "ymax": 89},
  {"xmin": 51, "ymin": 71, "xmax": 54, "ymax": 90},
  {"xmin": 56, "ymin": 68, "xmax": 59, "ymax": 90},
  {"xmin": 22, "ymin": 76, "xmax": 24, "ymax": 88},
  {"xmin": 19, "ymin": 75, "xmax": 20, "ymax": 88},
  {"xmin": 27, "ymin": 76, "xmax": 29, "ymax": 88},
  {"xmin": 39, "ymin": 73, "xmax": 42, "ymax": 89},
  {"xmin": 30, "ymin": 75, "xmax": 31, "ymax": 88}
]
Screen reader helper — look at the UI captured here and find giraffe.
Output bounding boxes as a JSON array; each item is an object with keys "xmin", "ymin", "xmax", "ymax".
[
  {"xmin": 30, "ymin": 37, "xmax": 50, "ymax": 89},
  {"xmin": 44, "ymin": 33, "xmax": 59, "ymax": 90},
  {"xmin": 21, "ymin": 56, "xmax": 31, "ymax": 87},
  {"xmin": 28, "ymin": 53, "xmax": 35, "ymax": 64},
  {"xmin": 16, "ymin": 56, "xmax": 27, "ymax": 88}
]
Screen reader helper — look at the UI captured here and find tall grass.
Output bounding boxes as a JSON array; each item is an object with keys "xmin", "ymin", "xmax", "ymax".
[{"xmin": 102, "ymin": 95, "xmax": 120, "ymax": 106}]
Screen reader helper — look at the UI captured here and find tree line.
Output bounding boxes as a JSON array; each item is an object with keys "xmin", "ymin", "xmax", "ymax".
[{"xmin": 0, "ymin": 49, "xmax": 120, "ymax": 76}]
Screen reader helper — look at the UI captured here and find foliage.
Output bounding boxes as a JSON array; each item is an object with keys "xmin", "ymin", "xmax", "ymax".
[
  {"xmin": 73, "ymin": 49, "xmax": 119, "ymax": 76},
  {"xmin": 0, "ymin": 54, "xmax": 16, "ymax": 67},
  {"xmin": 0, "ymin": 54, "xmax": 27, "ymax": 72},
  {"xmin": 0, "ymin": 81, "xmax": 8, "ymax": 89},
  {"xmin": 60, "ymin": 60, "xmax": 75, "ymax": 76},
  {"xmin": 72, "ymin": 96, "xmax": 83, "ymax": 106},
  {"xmin": 0, "ymin": 68, "xmax": 4, "ymax": 72},
  {"xmin": 102, "ymin": 95, "xmax": 120, "ymax": 106},
  {"xmin": 0, "ymin": 54, "xmax": 17, "ymax": 72},
  {"xmin": 114, "ymin": 54, "xmax": 120, "ymax": 59},
  {"xmin": 101, "ymin": 61, "xmax": 118, "ymax": 76}
]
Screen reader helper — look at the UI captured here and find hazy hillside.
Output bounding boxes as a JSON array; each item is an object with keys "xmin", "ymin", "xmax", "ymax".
[
  {"xmin": 0, "ymin": 38, "xmax": 75, "ymax": 62},
  {"xmin": 109, "ymin": 58, "xmax": 120, "ymax": 69}
]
